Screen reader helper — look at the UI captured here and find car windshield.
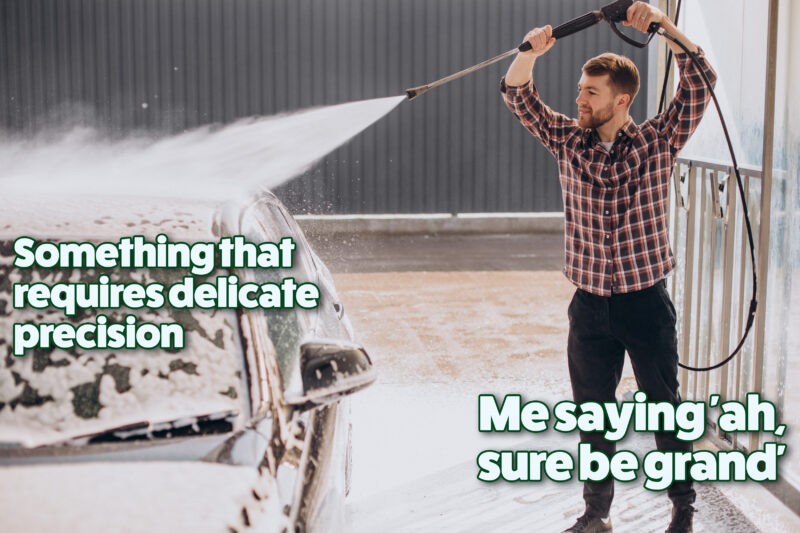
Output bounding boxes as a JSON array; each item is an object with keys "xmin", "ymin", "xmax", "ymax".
[{"xmin": 0, "ymin": 242, "xmax": 249, "ymax": 448}]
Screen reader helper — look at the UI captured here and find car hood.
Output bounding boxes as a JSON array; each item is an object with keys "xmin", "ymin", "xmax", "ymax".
[{"xmin": 0, "ymin": 461, "xmax": 286, "ymax": 532}]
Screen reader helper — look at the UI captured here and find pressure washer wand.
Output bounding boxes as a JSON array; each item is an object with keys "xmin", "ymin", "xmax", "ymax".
[
  {"xmin": 405, "ymin": 48, "xmax": 517, "ymax": 100},
  {"xmin": 405, "ymin": 0, "xmax": 653, "ymax": 100},
  {"xmin": 405, "ymin": 10, "xmax": 605, "ymax": 100}
]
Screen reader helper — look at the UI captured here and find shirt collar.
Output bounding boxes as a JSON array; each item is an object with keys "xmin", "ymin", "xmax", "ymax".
[{"xmin": 582, "ymin": 119, "xmax": 639, "ymax": 148}]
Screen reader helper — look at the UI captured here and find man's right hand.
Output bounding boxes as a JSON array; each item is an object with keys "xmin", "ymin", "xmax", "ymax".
[
  {"xmin": 521, "ymin": 25, "xmax": 556, "ymax": 57},
  {"xmin": 506, "ymin": 25, "xmax": 555, "ymax": 86}
]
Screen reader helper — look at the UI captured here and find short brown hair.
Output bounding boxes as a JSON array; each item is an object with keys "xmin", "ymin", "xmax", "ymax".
[{"xmin": 582, "ymin": 53, "xmax": 640, "ymax": 106}]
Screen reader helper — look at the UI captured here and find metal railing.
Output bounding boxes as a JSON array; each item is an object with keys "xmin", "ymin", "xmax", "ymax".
[{"xmin": 667, "ymin": 156, "xmax": 765, "ymax": 452}]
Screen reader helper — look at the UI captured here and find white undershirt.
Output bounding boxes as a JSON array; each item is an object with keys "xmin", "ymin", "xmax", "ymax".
[{"xmin": 599, "ymin": 141, "xmax": 614, "ymax": 152}]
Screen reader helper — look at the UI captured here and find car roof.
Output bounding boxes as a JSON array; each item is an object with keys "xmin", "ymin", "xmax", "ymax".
[{"xmin": 0, "ymin": 191, "xmax": 279, "ymax": 241}]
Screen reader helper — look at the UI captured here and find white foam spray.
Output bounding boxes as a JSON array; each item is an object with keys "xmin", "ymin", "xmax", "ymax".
[{"xmin": 0, "ymin": 96, "xmax": 406, "ymax": 201}]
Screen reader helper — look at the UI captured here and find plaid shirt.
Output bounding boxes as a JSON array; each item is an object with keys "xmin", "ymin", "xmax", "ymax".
[{"xmin": 501, "ymin": 50, "xmax": 716, "ymax": 296}]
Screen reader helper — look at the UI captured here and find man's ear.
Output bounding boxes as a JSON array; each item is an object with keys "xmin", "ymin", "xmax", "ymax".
[{"xmin": 617, "ymin": 93, "xmax": 631, "ymax": 109}]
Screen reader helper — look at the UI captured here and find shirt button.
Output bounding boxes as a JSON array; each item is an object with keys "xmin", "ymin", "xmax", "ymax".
[
  {"xmin": 604, "ymin": 210, "xmax": 610, "ymax": 215},
  {"xmin": 605, "ymin": 234, "xmax": 610, "ymax": 239},
  {"xmin": 604, "ymin": 166, "xmax": 608, "ymax": 171}
]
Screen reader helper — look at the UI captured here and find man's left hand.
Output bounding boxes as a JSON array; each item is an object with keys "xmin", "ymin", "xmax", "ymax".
[{"xmin": 623, "ymin": 1, "xmax": 664, "ymax": 33}]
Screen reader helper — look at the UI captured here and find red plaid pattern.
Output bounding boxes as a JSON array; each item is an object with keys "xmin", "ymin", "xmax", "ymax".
[{"xmin": 501, "ymin": 50, "xmax": 716, "ymax": 296}]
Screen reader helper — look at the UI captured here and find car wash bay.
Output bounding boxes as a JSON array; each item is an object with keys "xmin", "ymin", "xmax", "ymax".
[{"xmin": 307, "ymin": 231, "xmax": 800, "ymax": 533}]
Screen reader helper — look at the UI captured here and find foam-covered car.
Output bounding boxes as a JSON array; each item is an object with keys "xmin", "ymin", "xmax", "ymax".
[{"xmin": 0, "ymin": 191, "xmax": 375, "ymax": 532}]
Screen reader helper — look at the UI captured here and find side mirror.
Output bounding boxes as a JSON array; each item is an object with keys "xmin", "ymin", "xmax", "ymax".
[{"xmin": 295, "ymin": 339, "xmax": 376, "ymax": 407}]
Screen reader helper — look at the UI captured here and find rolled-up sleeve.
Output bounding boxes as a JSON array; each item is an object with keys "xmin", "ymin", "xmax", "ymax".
[{"xmin": 501, "ymin": 77, "xmax": 578, "ymax": 157}]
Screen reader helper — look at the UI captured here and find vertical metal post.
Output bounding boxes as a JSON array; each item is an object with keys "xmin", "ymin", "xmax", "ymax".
[
  {"xmin": 733, "ymin": 175, "xmax": 751, "ymax": 451},
  {"xmin": 679, "ymin": 165, "xmax": 698, "ymax": 397},
  {"xmin": 670, "ymin": 162, "xmax": 687, "ymax": 305},
  {"xmin": 703, "ymin": 172, "xmax": 717, "ymax": 399},
  {"xmin": 716, "ymin": 174, "xmax": 737, "ymax": 440},
  {"xmin": 668, "ymin": 165, "xmax": 677, "ymax": 299},
  {"xmin": 649, "ymin": 0, "xmax": 677, "ymax": 117},
  {"xmin": 691, "ymin": 169, "xmax": 708, "ymax": 400},
  {"xmin": 749, "ymin": 0, "xmax": 779, "ymax": 453}
]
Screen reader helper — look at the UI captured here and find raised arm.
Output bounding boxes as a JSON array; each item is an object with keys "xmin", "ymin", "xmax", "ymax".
[
  {"xmin": 505, "ymin": 25, "xmax": 555, "ymax": 87},
  {"xmin": 501, "ymin": 25, "xmax": 578, "ymax": 157},
  {"xmin": 626, "ymin": 1, "xmax": 717, "ymax": 151}
]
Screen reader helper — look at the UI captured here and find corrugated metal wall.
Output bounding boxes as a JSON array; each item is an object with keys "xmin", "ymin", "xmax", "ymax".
[{"xmin": 0, "ymin": 0, "xmax": 649, "ymax": 214}]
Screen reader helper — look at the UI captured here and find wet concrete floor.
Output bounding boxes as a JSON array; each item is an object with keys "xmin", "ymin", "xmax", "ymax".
[
  {"xmin": 308, "ymin": 232, "xmax": 797, "ymax": 533},
  {"xmin": 308, "ymin": 232, "xmax": 564, "ymax": 273}
]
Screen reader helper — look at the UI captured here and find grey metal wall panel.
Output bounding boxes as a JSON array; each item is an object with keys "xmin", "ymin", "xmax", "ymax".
[{"xmin": 0, "ymin": 0, "xmax": 650, "ymax": 214}]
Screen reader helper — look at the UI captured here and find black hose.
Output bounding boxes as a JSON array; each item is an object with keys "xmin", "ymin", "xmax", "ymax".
[{"xmin": 657, "ymin": 29, "xmax": 759, "ymax": 372}]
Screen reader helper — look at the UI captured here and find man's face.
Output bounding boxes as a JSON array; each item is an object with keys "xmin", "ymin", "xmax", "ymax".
[{"xmin": 575, "ymin": 73, "xmax": 623, "ymax": 129}]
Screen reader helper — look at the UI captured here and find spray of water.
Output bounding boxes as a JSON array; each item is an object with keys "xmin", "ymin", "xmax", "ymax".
[{"xmin": 0, "ymin": 96, "xmax": 406, "ymax": 201}]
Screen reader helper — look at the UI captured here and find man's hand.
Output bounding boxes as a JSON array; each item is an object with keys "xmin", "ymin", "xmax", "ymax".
[
  {"xmin": 625, "ymin": 0, "xmax": 699, "ymax": 54},
  {"xmin": 505, "ymin": 25, "xmax": 555, "ymax": 87},
  {"xmin": 623, "ymin": 1, "xmax": 663, "ymax": 34},
  {"xmin": 521, "ymin": 25, "xmax": 556, "ymax": 57}
]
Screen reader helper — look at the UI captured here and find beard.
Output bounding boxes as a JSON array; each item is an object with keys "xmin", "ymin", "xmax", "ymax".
[{"xmin": 577, "ymin": 101, "xmax": 615, "ymax": 129}]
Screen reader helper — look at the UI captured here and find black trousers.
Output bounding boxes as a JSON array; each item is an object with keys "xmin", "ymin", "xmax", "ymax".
[{"xmin": 567, "ymin": 280, "xmax": 696, "ymax": 517}]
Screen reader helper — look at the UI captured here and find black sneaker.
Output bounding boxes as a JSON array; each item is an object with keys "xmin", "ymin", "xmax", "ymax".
[
  {"xmin": 665, "ymin": 505, "xmax": 695, "ymax": 533},
  {"xmin": 562, "ymin": 512, "xmax": 613, "ymax": 533}
]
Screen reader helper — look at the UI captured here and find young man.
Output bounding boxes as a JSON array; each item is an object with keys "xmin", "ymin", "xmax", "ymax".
[{"xmin": 500, "ymin": 2, "xmax": 716, "ymax": 533}]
